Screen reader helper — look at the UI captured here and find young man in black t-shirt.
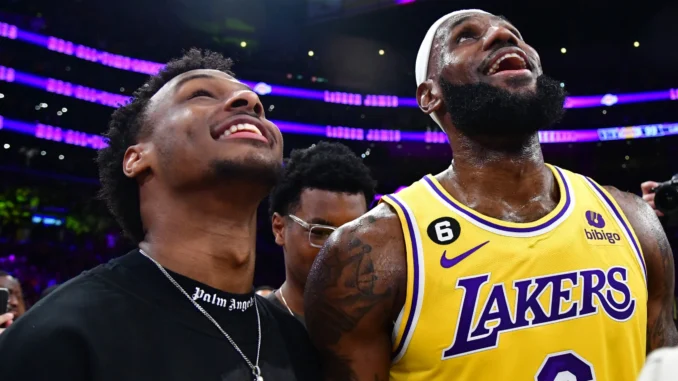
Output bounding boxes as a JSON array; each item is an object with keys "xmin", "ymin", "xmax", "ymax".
[
  {"xmin": 266, "ymin": 142, "xmax": 376, "ymax": 325},
  {"xmin": 0, "ymin": 48, "xmax": 319, "ymax": 381}
]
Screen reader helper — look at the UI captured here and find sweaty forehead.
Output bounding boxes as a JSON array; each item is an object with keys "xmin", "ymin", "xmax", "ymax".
[
  {"xmin": 438, "ymin": 12, "xmax": 512, "ymax": 39},
  {"xmin": 149, "ymin": 69, "xmax": 243, "ymax": 105}
]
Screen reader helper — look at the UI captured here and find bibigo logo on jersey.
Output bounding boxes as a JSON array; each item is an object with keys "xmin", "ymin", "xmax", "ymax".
[{"xmin": 583, "ymin": 210, "xmax": 622, "ymax": 245}]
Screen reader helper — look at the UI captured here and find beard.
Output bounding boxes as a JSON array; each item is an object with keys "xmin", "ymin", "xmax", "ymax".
[
  {"xmin": 209, "ymin": 153, "xmax": 283, "ymax": 192},
  {"xmin": 439, "ymin": 75, "xmax": 567, "ymax": 140}
]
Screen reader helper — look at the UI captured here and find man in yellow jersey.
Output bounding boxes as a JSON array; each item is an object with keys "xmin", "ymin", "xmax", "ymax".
[{"xmin": 304, "ymin": 9, "xmax": 678, "ymax": 381}]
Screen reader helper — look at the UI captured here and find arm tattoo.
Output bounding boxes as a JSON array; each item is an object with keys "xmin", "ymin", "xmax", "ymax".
[
  {"xmin": 306, "ymin": 215, "xmax": 394, "ymax": 380},
  {"xmin": 605, "ymin": 188, "xmax": 678, "ymax": 353},
  {"xmin": 646, "ymin": 220, "xmax": 678, "ymax": 352}
]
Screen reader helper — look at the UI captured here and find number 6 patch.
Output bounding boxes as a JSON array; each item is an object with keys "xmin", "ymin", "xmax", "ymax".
[{"xmin": 426, "ymin": 217, "xmax": 461, "ymax": 245}]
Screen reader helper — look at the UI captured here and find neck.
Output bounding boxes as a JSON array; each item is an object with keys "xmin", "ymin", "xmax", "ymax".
[
  {"xmin": 442, "ymin": 132, "xmax": 558, "ymax": 222},
  {"xmin": 139, "ymin": 184, "xmax": 265, "ymax": 294},
  {"xmin": 278, "ymin": 271, "xmax": 305, "ymax": 317}
]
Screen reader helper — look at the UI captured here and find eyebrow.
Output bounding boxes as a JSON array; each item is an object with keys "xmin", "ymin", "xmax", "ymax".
[
  {"xmin": 308, "ymin": 218, "xmax": 336, "ymax": 227},
  {"xmin": 174, "ymin": 73, "xmax": 253, "ymax": 93},
  {"xmin": 175, "ymin": 73, "xmax": 214, "ymax": 91},
  {"xmin": 448, "ymin": 14, "xmax": 477, "ymax": 31},
  {"xmin": 448, "ymin": 14, "xmax": 521, "ymax": 38}
]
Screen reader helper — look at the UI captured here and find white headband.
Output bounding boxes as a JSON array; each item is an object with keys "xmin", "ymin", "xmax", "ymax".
[{"xmin": 415, "ymin": 9, "xmax": 490, "ymax": 128}]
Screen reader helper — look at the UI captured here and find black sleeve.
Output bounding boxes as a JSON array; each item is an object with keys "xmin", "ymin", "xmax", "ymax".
[{"xmin": 0, "ymin": 307, "xmax": 90, "ymax": 380}]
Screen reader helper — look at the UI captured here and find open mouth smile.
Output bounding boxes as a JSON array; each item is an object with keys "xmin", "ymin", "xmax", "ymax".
[
  {"xmin": 483, "ymin": 49, "xmax": 532, "ymax": 76},
  {"xmin": 211, "ymin": 115, "xmax": 270, "ymax": 144}
]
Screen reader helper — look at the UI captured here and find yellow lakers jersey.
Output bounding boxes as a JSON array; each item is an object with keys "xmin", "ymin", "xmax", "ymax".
[{"xmin": 380, "ymin": 165, "xmax": 647, "ymax": 381}]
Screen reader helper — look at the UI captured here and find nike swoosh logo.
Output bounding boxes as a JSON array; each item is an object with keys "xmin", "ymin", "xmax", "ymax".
[{"xmin": 440, "ymin": 241, "xmax": 490, "ymax": 269}]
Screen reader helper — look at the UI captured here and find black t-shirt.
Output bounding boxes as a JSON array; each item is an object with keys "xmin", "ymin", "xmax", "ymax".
[
  {"xmin": 266, "ymin": 290, "xmax": 305, "ymax": 327},
  {"xmin": 0, "ymin": 250, "xmax": 320, "ymax": 381}
]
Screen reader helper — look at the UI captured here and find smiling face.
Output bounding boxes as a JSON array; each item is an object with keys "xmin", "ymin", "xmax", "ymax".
[
  {"xmin": 126, "ymin": 69, "xmax": 284, "ymax": 190},
  {"xmin": 419, "ymin": 11, "xmax": 566, "ymax": 140},
  {"xmin": 435, "ymin": 12, "xmax": 542, "ymax": 92}
]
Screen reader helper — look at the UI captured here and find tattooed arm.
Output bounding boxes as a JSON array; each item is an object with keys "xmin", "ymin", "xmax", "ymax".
[
  {"xmin": 606, "ymin": 186, "xmax": 678, "ymax": 353},
  {"xmin": 304, "ymin": 204, "xmax": 407, "ymax": 381}
]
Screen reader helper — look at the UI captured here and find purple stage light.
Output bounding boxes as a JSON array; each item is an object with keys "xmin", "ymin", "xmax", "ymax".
[
  {"xmin": 35, "ymin": 123, "xmax": 109, "ymax": 149},
  {"xmin": 325, "ymin": 91, "xmax": 363, "ymax": 106},
  {"xmin": 3, "ymin": 21, "xmax": 676, "ymax": 109},
  {"xmin": 3, "ymin": 114, "xmax": 678, "ymax": 152},
  {"xmin": 364, "ymin": 95, "xmax": 399, "ymax": 107},
  {"xmin": 0, "ymin": 22, "xmax": 17, "ymax": 39},
  {"xmin": 3, "ymin": 68, "xmax": 678, "ymax": 148},
  {"xmin": 1, "ymin": 117, "xmax": 109, "ymax": 149},
  {"xmin": 0, "ymin": 66, "xmax": 15, "ymax": 82},
  {"xmin": 0, "ymin": 65, "xmax": 130, "ymax": 107},
  {"xmin": 271, "ymin": 120, "xmax": 326, "ymax": 136},
  {"xmin": 45, "ymin": 78, "xmax": 130, "ymax": 107}
]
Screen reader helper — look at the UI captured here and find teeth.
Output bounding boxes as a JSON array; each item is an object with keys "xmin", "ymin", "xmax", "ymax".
[
  {"xmin": 219, "ymin": 123, "xmax": 263, "ymax": 139},
  {"xmin": 486, "ymin": 53, "xmax": 527, "ymax": 75}
]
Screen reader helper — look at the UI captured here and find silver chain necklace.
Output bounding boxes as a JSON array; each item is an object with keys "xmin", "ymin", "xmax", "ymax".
[{"xmin": 139, "ymin": 249, "xmax": 264, "ymax": 381}]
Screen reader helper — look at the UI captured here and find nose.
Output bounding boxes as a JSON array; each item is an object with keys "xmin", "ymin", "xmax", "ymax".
[
  {"xmin": 223, "ymin": 89, "xmax": 264, "ymax": 117},
  {"xmin": 482, "ymin": 25, "xmax": 520, "ymax": 51}
]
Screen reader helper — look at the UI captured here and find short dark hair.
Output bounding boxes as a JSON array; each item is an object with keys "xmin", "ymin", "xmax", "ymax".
[
  {"xmin": 269, "ymin": 141, "xmax": 376, "ymax": 217},
  {"xmin": 0, "ymin": 270, "xmax": 10, "ymax": 277},
  {"xmin": 96, "ymin": 48, "xmax": 235, "ymax": 243}
]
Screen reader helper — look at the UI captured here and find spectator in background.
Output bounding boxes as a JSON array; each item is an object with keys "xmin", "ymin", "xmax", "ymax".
[
  {"xmin": 0, "ymin": 271, "xmax": 26, "ymax": 320},
  {"xmin": 267, "ymin": 142, "xmax": 376, "ymax": 325},
  {"xmin": 641, "ymin": 181, "xmax": 664, "ymax": 217}
]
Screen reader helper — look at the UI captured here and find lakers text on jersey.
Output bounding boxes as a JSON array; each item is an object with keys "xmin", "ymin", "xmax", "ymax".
[{"xmin": 381, "ymin": 165, "xmax": 647, "ymax": 381}]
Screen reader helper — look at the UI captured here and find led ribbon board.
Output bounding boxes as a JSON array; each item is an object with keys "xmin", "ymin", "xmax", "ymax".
[{"xmin": 1, "ymin": 22, "xmax": 677, "ymax": 109}]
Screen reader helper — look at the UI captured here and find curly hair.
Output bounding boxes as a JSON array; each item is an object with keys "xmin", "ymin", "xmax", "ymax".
[
  {"xmin": 96, "ymin": 48, "xmax": 235, "ymax": 243},
  {"xmin": 269, "ymin": 141, "xmax": 376, "ymax": 217}
]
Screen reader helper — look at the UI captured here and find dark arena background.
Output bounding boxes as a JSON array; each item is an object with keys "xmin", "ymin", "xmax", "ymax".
[{"xmin": 0, "ymin": 0, "xmax": 677, "ymax": 307}]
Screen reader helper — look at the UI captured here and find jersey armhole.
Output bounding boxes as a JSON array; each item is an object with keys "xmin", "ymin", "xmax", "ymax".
[
  {"xmin": 380, "ymin": 194, "xmax": 425, "ymax": 364},
  {"xmin": 581, "ymin": 175, "xmax": 648, "ymax": 289}
]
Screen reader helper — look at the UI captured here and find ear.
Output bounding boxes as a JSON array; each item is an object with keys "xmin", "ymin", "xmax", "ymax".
[
  {"xmin": 271, "ymin": 213, "xmax": 286, "ymax": 246},
  {"xmin": 416, "ymin": 79, "xmax": 443, "ymax": 117},
  {"xmin": 122, "ymin": 143, "xmax": 152, "ymax": 179}
]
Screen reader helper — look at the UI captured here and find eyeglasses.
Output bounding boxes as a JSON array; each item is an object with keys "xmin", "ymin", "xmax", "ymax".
[{"xmin": 288, "ymin": 214, "xmax": 337, "ymax": 248}]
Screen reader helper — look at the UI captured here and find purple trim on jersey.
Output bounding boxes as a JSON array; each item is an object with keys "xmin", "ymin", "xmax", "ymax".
[
  {"xmin": 584, "ymin": 177, "xmax": 647, "ymax": 277},
  {"xmin": 382, "ymin": 194, "xmax": 420, "ymax": 360},
  {"xmin": 423, "ymin": 166, "xmax": 572, "ymax": 233}
]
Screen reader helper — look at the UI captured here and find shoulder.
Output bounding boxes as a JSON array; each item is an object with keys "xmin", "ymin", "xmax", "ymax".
[
  {"xmin": 317, "ymin": 203, "xmax": 406, "ymax": 293},
  {"xmin": 603, "ymin": 185, "xmax": 673, "ymax": 296},
  {"xmin": 603, "ymin": 185, "xmax": 666, "ymax": 248},
  {"xmin": 305, "ymin": 202, "xmax": 407, "ymax": 327},
  {"xmin": 258, "ymin": 295, "xmax": 298, "ymax": 327},
  {"xmin": 6, "ymin": 270, "xmax": 117, "ymax": 332},
  {"xmin": 0, "ymin": 274, "xmax": 102, "ymax": 375},
  {"xmin": 328, "ymin": 202, "xmax": 404, "ymax": 252}
]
